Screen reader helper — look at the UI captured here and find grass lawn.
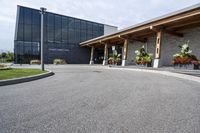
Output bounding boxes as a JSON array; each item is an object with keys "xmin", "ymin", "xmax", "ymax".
[{"xmin": 0, "ymin": 68, "xmax": 47, "ymax": 80}]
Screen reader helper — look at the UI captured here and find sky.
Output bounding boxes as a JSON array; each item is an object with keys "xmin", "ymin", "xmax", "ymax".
[{"xmin": 0, "ymin": 0, "xmax": 199, "ymax": 52}]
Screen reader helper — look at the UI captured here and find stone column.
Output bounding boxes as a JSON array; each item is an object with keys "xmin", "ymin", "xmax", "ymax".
[
  {"xmin": 89, "ymin": 46, "xmax": 94, "ymax": 65},
  {"xmin": 153, "ymin": 31, "xmax": 163, "ymax": 68},
  {"xmin": 103, "ymin": 43, "xmax": 108, "ymax": 65},
  {"xmin": 122, "ymin": 39, "xmax": 128, "ymax": 66}
]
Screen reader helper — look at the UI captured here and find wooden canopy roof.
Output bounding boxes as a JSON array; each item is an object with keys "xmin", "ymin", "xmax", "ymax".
[{"xmin": 80, "ymin": 3, "xmax": 200, "ymax": 47}]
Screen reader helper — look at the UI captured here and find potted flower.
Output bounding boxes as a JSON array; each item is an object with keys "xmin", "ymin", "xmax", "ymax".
[
  {"xmin": 135, "ymin": 45, "xmax": 153, "ymax": 67},
  {"xmin": 172, "ymin": 41, "xmax": 199, "ymax": 69},
  {"xmin": 191, "ymin": 60, "xmax": 200, "ymax": 69},
  {"xmin": 108, "ymin": 50, "xmax": 122, "ymax": 65}
]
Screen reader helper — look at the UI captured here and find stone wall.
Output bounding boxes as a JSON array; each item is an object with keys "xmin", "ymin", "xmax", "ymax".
[
  {"xmin": 127, "ymin": 36, "xmax": 156, "ymax": 65},
  {"xmin": 127, "ymin": 26, "xmax": 200, "ymax": 66},
  {"xmin": 160, "ymin": 27, "xmax": 200, "ymax": 66}
]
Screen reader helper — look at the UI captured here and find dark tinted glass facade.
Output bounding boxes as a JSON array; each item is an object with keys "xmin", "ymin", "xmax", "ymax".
[{"xmin": 14, "ymin": 6, "xmax": 104, "ymax": 64}]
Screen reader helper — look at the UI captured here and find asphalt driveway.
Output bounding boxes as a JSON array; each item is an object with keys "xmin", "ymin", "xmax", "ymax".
[{"xmin": 0, "ymin": 65, "xmax": 200, "ymax": 133}]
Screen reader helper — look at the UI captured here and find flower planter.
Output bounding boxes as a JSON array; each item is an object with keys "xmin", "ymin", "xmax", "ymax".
[
  {"xmin": 137, "ymin": 62, "xmax": 152, "ymax": 67},
  {"xmin": 108, "ymin": 60, "xmax": 121, "ymax": 65},
  {"xmin": 135, "ymin": 45, "xmax": 153, "ymax": 68},
  {"xmin": 172, "ymin": 42, "xmax": 199, "ymax": 70},
  {"xmin": 174, "ymin": 63, "xmax": 199, "ymax": 70},
  {"xmin": 146, "ymin": 63, "xmax": 152, "ymax": 67}
]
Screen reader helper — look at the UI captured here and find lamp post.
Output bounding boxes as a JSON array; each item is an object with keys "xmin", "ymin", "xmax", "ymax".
[{"xmin": 40, "ymin": 7, "xmax": 46, "ymax": 71}]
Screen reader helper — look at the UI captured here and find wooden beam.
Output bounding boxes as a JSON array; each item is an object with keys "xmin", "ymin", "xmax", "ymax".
[
  {"xmin": 135, "ymin": 32, "xmax": 156, "ymax": 39},
  {"xmin": 131, "ymin": 37, "xmax": 147, "ymax": 43},
  {"xmin": 119, "ymin": 35, "xmax": 147, "ymax": 43},
  {"xmin": 166, "ymin": 19, "xmax": 200, "ymax": 29},
  {"xmin": 173, "ymin": 23, "xmax": 200, "ymax": 31},
  {"xmin": 164, "ymin": 30, "xmax": 183, "ymax": 37},
  {"xmin": 99, "ymin": 40, "xmax": 106, "ymax": 44},
  {"xmin": 169, "ymin": 21, "xmax": 200, "ymax": 31},
  {"xmin": 150, "ymin": 26, "xmax": 183, "ymax": 37},
  {"xmin": 110, "ymin": 40, "xmax": 124, "ymax": 45},
  {"xmin": 93, "ymin": 44, "xmax": 104, "ymax": 48}
]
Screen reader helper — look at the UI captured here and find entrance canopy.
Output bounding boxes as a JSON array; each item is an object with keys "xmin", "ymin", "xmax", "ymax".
[{"xmin": 80, "ymin": 4, "xmax": 200, "ymax": 47}]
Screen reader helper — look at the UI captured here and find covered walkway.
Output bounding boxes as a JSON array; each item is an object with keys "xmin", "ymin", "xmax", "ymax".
[{"xmin": 80, "ymin": 4, "xmax": 200, "ymax": 68}]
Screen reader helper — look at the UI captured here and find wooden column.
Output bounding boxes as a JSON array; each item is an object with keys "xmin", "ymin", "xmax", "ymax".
[
  {"xmin": 122, "ymin": 39, "xmax": 128, "ymax": 66},
  {"xmin": 89, "ymin": 46, "xmax": 94, "ymax": 65},
  {"xmin": 103, "ymin": 43, "xmax": 108, "ymax": 65},
  {"xmin": 153, "ymin": 30, "xmax": 163, "ymax": 68},
  {"xmin": 155, "ymin": 31, "xmax": 162, "ymax": 59}
]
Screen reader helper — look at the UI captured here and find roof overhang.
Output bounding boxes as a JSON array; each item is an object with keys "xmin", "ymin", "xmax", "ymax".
[{"xmin": 80, "ymin": 3, "xmax": 200, "ymax": 47}]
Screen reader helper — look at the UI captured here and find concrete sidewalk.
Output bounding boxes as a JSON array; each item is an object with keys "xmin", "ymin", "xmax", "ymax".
[{"xmin": 109, "ymin": 65, "xmax": 200, "ymax": 77}]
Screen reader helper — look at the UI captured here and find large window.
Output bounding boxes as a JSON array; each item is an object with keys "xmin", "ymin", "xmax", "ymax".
[
  {"xmin": 99, "ymin": 25, "xmax": 104, "ymax": 36},
  {"xmin": 32, "ymin": 24, "xmax": 40, "ymax": 42},
  {"xmin": 47, "ymin": 26, "xmax": 54, "ymax": 42},
  {"xmin": 32, "ymin": 10, "xmax": 40, "ymax": 25},
  {"xmin": 24, "ymin": 24, "xmax": 31, "ymax": 41},
  {"xmin": 47, "ymin": 13, "xmax": 54, "ymax": 26},
  {"xmin": 68, "ymin": 18, "xmax": 75, "ymax": 43},
  {"xmin": 62, "ymin": 17, "xmax": 68, "ymax": 42},
  {"xmin": 17, "ymin": 24, "xmax": 23, "ymax": 41},
  {"xmin": 80, "ymin": 20, "xmax": 87, "ymax": 42},
  {"xmin": 16, "ymin": 41, "xmax": 24, "ymax": 55},
  {"xmin": 47, "ymin": 13, "xmax": 54, "ymax": 42},
  {"xmin": 93, "ymin": 23, "xmax": 99, "ymax": 38},
  {"xmin": 87, "ymin": 22, "xmax": 93, "ymax": 40},
  {"xmin": 24, "ymin": 42, "xmax": 32, "ymax": 54},
  {"xmin": 18, "ymin": 7, "xmax": 24, "ymax": 24},
  {"xmin": 24, "ymin": 8, "xmax": 32, "ymax": 24},
  {"xmin": 55, "ymin": 15, "xmax": 62, "ymax": 42},
  {"xmin": 75, "ymin": 19, "xmax": 80, "ymax": 43},
  {"xmin": 32, "ymin": 42, "xmax": 40, "ymax": 56}
]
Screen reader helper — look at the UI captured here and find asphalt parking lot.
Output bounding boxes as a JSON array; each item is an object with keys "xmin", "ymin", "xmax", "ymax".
[{"xmin": 0, "ymin": 65, "xmax": 200, "ymax": 133}]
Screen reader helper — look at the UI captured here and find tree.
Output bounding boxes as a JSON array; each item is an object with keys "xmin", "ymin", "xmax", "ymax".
[
  {"xmin": 6, "ymin": 52, "xmax": 14, "ymax": 62},
  {"xmin": 1, "ymin": 52, "xmax": 7, "ymax": 58},
  {"xmin": 1, "ymin": 52, "xmax": 7, "ymax": 63}
]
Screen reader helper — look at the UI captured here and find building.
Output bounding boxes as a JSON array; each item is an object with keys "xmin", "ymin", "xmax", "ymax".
[
  {"xmin": 14, "ymin": 6, "xmax": 117, "ymax": 64},
  {"xmin": 80, "ymin": 3, "xmax": 200, "ymax": 68}
]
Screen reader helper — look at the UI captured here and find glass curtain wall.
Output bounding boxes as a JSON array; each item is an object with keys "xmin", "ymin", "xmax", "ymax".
[{"xmin": 14, "ymin": 6, "xmax": 104, "ymax": 64}]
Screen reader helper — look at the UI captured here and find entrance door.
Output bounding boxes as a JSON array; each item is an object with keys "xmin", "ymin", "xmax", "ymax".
[{"xmin": 94, "ymin": 48, "xmax": 104, "ymax": 64}]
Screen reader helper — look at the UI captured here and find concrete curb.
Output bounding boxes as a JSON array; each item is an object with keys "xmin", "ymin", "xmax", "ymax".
[
  {"xmin": 104, "ymin": 67, "xmax": 200, "ymax": 84},
  {"xmin": 0, "ymin": 69, "xmax": 54, "ymax": 86}
]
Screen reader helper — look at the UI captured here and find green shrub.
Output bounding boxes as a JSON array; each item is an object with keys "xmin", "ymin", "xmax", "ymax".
[
  {"xmin": 53, "ymin": 59, "xmax": 67, "ymax": 65},
  {"xmin": 135, "ymin": 45, "xmax": 153, "ymax": 65},
  {"xmin": 30, "ymin": 60, "xmax": 41, "ymax": 65},
  {"xmin": 0, "ymin": 52, "xmax": 14, "ymax": 63},
  {"xmin": 108, "ymin": 50, "xmax": 121, "ymax": 65},
  {"xmin": 0, "ymin": 64, "xmax": 6, "ymax": 68},
  {"xmin": 0, "ymin": 64, "xmax": 8, "ymax": 70},
  {"xmin": 6, "ymin": 52, "xmax": 14, "ymax": 62},
  {"xmin": 172, "ymin": 41, "xmax": 197, "ymax": 64}
]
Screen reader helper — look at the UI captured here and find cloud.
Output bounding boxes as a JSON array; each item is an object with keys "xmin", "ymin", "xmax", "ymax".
[{"xmin": 0, "ymin": 0, "xmax": 199, "ymax": 51}]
